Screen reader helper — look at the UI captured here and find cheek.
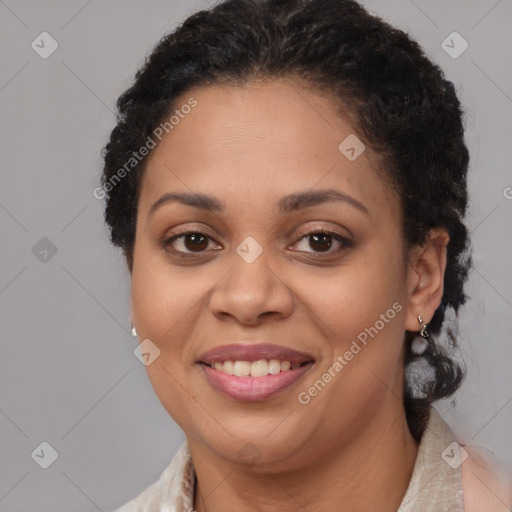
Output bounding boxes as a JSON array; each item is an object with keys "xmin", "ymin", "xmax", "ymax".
[
  {"xmin": 130, "ymin": 251, "xmax": 202, "ymax": 426},
  {"xmin": 131, "ymin": 264, "xmax": 174, "ymax": 338},
  {"xmin": 131, "ymin": 244, "xmax": 198, "ymax": 338},
  {"xmin": 130, "ymin": 245, "xmax": 218, "ymax": 380},
  {"xmin": 296, "ymin": 247, "xmax": 405, "ymax": 340},
  {"xmin": 296, "ymin": 242, "xmax": 408, "ymax": 410}
]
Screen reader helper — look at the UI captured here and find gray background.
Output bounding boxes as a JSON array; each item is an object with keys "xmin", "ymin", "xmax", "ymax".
[{"xmin": 0, "ymin": 0, "xmax": 511, "ymax": 511}]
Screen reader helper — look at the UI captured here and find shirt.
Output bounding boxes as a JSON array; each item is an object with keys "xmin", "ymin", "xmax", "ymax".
[{"xmin": 113, "ymin": 406, "xmax": 512, "ymax": 512}]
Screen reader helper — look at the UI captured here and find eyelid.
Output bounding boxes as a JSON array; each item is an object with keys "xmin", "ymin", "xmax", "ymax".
[
  {"xmin": 161, "ymin": 223, "xmax": 353, "ymax": 258},
  {"xmin": 289, "ymin": 225, "xmax": 353, "ymax": 254},
  {"xmin": 292, "ymin": 223, "xmax": 352, "ymax": 241},
  {"xmin": 160, "ymin": 226, "xmax": 221, "ymax": 253}
]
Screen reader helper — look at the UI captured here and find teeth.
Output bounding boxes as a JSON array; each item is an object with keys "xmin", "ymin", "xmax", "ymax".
[
  {"xmin": 250, "ymin": 359, "xmax": 269, "ymax": 377},
  {"xmin": 280, "ymin": 361, "xmax": 291, "ymax": 371},
  {"xmin": 223, "ymin": 360, "xmax": 234, "ymax": 374},
  {"xmin": 268, "ymin": 359, "xmax": 281, "ymax": 375},
  {"xmin": 209, "ymin": 359, "xmax": 304, "ymax": 377},
  {"xmin": 233, "ymin": 361, "xmax": 251, "ymax": 376}
]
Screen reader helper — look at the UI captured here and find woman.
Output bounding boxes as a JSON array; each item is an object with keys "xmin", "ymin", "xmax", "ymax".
[{"xmin": 100, "ymin": 0, "xmax": 512, "ymax": 510}]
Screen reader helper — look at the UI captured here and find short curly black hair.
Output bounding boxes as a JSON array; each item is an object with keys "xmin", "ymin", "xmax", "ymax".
[{"xmin": 100, "ymin": 0, "xmax": 472, "ymax": 441}]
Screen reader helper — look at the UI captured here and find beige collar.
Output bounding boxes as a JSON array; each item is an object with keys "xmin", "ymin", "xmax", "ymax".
[{"xmin": 146, "ymin": 407, "xmax": 511, "ymax": 512}]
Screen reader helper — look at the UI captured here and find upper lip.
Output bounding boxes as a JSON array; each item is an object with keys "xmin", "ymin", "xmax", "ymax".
[{"xmin": 197, "ymin": 343, "xmax": 315, "ymax": 366}]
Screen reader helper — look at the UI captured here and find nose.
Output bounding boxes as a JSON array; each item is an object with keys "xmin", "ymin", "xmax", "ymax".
[{"xmin": 208, "ymin": 247, "xmax": 294, "ymax": 326}]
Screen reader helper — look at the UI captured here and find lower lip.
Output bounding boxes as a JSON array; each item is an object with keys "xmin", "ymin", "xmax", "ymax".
[{"xmin": 199, "ymin": 362, "xmax": 314, "ymax": 401}]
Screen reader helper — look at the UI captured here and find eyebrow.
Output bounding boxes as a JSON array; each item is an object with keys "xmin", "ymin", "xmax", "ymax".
[{"xmin": 148, "ymin": 188, "xmax": 369, "ymax": 217}]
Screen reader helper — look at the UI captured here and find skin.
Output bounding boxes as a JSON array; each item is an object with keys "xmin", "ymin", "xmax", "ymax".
[{"xmin": 130, "ymin": 77, "xmax": 450, "ymax": 512}]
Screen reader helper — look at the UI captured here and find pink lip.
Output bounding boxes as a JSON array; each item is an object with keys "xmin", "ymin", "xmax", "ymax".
[
  {"xmin": 196, "ymin": 343, "xmax": 315, "ymax": 401},
  {"xmin": 197, "ymin": 343, "xmax": 314, "ymax": 366},
  {"xmin": 199, "ymin": 362, "xmax": 315, "ymax": 401}
]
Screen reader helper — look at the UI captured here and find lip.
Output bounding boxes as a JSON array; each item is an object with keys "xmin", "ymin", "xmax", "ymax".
[
  {"xmin": 199, "ymin": 361, "xmax": 315, "ymax": 401},
  {"xmin": 197, "ymin": 343, "xmax": 315, "ymax": 366},
  {"xmin": 196, "ymin": 343, "xmax": 315, "ymax": 401}
]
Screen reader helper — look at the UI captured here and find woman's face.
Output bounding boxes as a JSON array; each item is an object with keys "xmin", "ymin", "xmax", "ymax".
[{"xmin": 131, "ymin": 78, "xmax": 422, "ymax": 469}]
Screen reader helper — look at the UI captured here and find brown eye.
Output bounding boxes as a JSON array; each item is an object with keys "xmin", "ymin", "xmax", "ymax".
[
  {"xmin": 291, "ymin": 229, "xmax": 352, "ymax": 255},
  {"xmin": 307, "ymin": 233, "xmax": 335, "ymax": 252},
  {"xmin": 162, "ymin": 232, "xmax": 221, "ymax": 255}
]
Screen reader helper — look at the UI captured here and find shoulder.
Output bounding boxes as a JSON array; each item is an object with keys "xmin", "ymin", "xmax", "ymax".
[
  {"xmin": 398, "ymin": 407, "xmax": 511, "ymax": 512},
  {"xmin": 429, "ymin": 407, "xmax": 512, "ymax": 511},
  {"xmin": 460, "ymin": 441, "xmax": 512, "ymax": 512}
]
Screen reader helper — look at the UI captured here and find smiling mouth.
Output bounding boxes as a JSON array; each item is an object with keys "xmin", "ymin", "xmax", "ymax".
[
  {"xmin": 199, "ymin": 359, "xmax": 315, "ymax": 401},
  {"xmin": 200, "ymin": 359, "xmax": 314, "ymax": 377},
  {"xmin": 196, "ymin": 342, "xmax": 315, "ymax": 399}
]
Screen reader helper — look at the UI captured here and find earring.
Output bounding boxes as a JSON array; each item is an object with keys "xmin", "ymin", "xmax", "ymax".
[
  {"xmin": 411, "ymin": 315, "xmax": 431, "ymax": 355},
  {"xmin": 131, "ymin": 324, "xmax": 138, "ymax": 338}
]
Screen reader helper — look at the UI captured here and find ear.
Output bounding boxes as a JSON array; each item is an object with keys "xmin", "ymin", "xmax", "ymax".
[{"xmin": 404, "ymin": 227, "xmax": 450, "ymax": 331}]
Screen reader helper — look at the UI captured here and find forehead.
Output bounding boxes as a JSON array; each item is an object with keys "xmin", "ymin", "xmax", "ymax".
[{"xmin": 138, "ymin": 78, "xmax": 397, "ymax": 222}]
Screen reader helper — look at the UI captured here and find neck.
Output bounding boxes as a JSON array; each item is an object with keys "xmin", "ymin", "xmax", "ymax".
[{"xmin": 190, "ymin": 404, "xmax": 419, "ymax": 512}]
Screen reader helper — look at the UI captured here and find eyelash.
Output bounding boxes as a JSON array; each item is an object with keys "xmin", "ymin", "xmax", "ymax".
[{"xmin": 161, "ymin": 227, "xmax": 353, "ymax": 259}]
